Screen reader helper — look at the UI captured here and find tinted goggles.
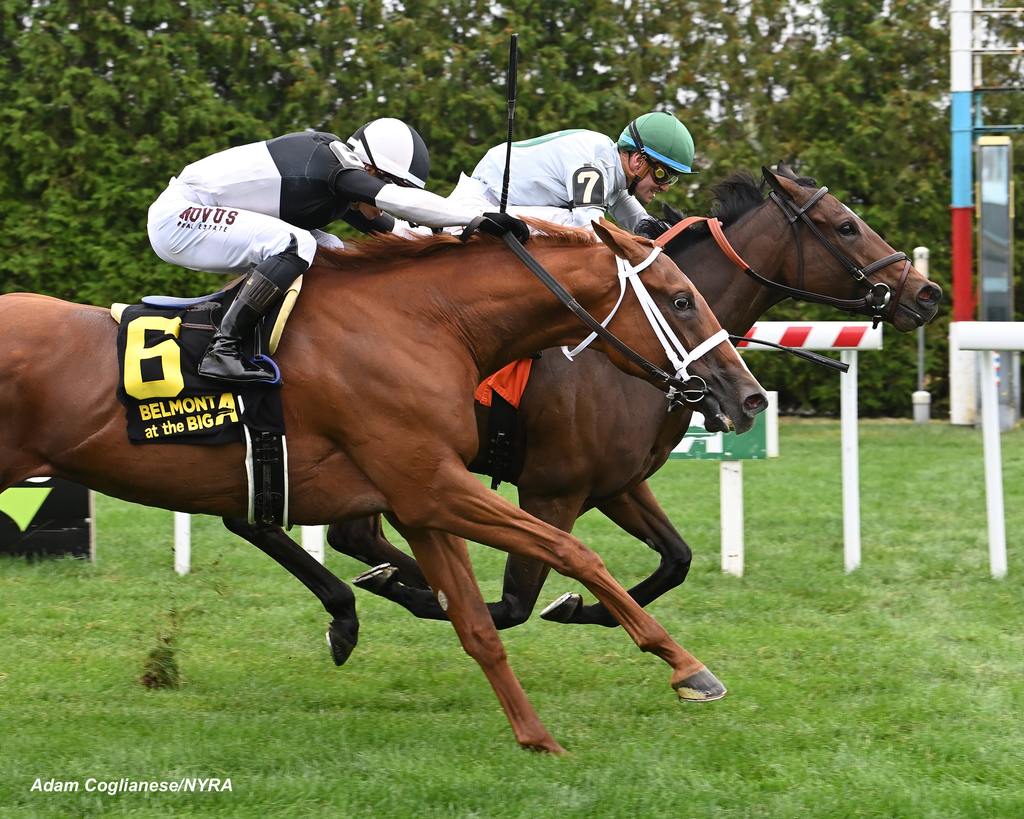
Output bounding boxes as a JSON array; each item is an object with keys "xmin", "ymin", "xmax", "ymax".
[{"xmin": 646, "ymin": 158, "xmax": 679, "ymax": 186}]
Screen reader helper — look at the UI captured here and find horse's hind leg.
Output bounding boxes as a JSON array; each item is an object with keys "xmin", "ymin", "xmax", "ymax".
[
  {"xmin": 395, "ymin": 524, "xmax": 564, "ymax": 754},
  {"xmin": 542, "ymin": 480, "xmax": 693, "ymax": 627},
  {"xmin": 222, "ymin": 518, "xmax": 359, "ymax": 666},
  {"xmin": 326, "ymin": 515, "xmax": 429, "ymax": 588}
]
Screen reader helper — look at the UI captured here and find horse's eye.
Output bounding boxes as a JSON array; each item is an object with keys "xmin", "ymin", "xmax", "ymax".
[
  {"xmin": 673, "ymin": 295, "xmax": 692, "ymax": 311},
  {"xmin": 838, "ymin": 221, "xmax": 858, "ymax": 237}
]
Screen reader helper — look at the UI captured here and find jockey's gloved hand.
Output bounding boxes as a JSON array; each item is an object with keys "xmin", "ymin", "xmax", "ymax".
[
  {"xmin": 477, "ymin": 212, "xmax": 531, "ymax": 244},
  {"xmin": 634, "ymin": 217, "xmax": 672, "ymax": 240}
]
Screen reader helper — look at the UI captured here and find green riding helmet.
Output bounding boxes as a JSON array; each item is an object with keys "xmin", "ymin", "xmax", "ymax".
[{"xmin": 617, "ymin": 112, "xmax": 695, "ymax": 174}]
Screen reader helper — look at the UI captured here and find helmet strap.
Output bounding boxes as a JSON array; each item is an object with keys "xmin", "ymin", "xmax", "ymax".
[
  {"xmin": 358, "ymin": 133, "xmax": 379, "ymax": 173},
  {"xmin": 623, "ymin": 147, "xmax": 646, "ymax": 196}
]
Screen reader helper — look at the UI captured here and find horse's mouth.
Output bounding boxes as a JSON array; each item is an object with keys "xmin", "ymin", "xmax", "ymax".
[{"xmin": 703, "ymin": 408, "xmax": 731, "ymax": 433}]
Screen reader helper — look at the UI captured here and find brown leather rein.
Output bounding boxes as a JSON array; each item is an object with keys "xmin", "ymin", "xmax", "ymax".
[{"xmin": 654, "ymin": 183, "xmax": 912, "ymax": 328}]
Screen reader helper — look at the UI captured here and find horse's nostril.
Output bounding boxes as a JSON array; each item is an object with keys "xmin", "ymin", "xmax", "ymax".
[
  {"xmin": 917, "ymin": 284, "xmax": 943, "ymax": 307},
  {"xmin": 744, "ymin": 393, "xmax": 768, "ymax": 416}
]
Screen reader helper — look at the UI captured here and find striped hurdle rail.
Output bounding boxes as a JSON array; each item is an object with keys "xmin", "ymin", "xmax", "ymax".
[{"xmin": 739, "ymin": 321, "xmax": 882, "ymax": 573}]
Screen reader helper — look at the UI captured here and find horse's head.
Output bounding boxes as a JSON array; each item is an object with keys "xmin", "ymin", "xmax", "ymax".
[
  {"xmin": 762, "ymin": 164, "xmax": 942, "ymax": 331},
  {"xmin": 590, "ymin": 220, "xmax": 767, "ymax": 433}
]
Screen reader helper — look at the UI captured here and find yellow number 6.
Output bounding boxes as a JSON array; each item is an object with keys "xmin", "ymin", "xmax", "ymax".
[{"xmin": 123, "ymin": 316, "xmax": 185, "ymax": 399}]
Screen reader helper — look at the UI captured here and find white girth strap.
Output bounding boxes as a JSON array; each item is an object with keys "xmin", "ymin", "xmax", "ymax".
[{"xmin": 561, "ymin": 246, "xmax": 730, "ymax": 382}]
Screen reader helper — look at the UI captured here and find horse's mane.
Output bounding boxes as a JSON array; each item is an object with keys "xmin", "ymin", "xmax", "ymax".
[
  {"xmin": 314, "ymin": 218, "xmax": 596, "ymax": 272},
  {"xmin": 663, "ymin": 162, "xmax": 818, "ymax": 250}
]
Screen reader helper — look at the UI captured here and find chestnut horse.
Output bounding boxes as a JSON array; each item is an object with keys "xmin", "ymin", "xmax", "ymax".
[
  {"xmin": 318, "ymin": 164, "xmax": 942, "ymax": 625},
  {"xmin": 0, "ymin": 221, "xmax": 766, "ymax": 753}
]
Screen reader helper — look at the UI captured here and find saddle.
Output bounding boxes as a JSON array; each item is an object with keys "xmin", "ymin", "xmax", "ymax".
[{"xmin": 111, "ymin": 274, "xmax": 304, "ymax": 357}]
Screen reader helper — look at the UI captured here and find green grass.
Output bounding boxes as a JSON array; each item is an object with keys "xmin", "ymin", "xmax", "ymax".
[{"xmin": 1, "ymin": 419, "xmax": 1022, "ymax": 818}]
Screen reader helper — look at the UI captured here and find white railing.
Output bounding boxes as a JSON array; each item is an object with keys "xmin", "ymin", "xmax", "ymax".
[
  {"xmin": 949, "ymin": 321, "xmax": 1024, "ymax": 578},
  {"xmin": 740, "ymin": 321, "xmax": 883, "ymax": 572}
]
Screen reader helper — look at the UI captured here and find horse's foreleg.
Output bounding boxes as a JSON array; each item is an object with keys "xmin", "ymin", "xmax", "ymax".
[
  {"xmin": 397, "ymin": 465, "xmax": 724, "ymax": 702},
  {"xmin": 222, "ymin": 518, "xmax": 359, "ymax": 666},
  {"xmin": 326, "ymin": 515, "xmax": 429, "ymax": 588},
  {"xmin": 395, "ymin": 525, "xmax": 564, "ymax": 754},
  {"xmin": 542, "ymin": 481, "xmax": 692, "ymax": 627}
]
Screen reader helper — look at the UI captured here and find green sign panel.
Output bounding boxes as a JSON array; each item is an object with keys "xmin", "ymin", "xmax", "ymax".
[
  {"xmin": 670, "ymin": 409, "xmax": 770, "ymax": 461},
  {"xmin": 0, "ymin": 478, "xmax": 92, "ymax": 559}
]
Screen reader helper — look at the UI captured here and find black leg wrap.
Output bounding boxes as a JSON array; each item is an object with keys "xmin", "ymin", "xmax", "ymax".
[{"xmin": 251, "ymin": 430, "xmax": 287, "ymax": 526}]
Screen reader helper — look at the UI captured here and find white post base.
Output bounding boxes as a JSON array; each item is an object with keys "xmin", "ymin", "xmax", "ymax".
[
  {"xmin": 301, "ymin": 525, "xmax": 326, "ymax": 564},
  {"xmin": 720, "ymin": 461, "xmax": 744, "ymax": 577},
  {"xmin": 174, "ymin": 512, "xmax": 191, "ymax": 575}
]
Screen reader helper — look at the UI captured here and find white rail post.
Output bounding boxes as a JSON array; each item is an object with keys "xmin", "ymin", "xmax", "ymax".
[
  {"xmin": 720, "ymin": 461, "xmax": 744, "ymax": 577},
  {"xmin": 979, "ymin": 350, "xmax": 1008, "ymax": 578},
  {"xmin": 953, "ymin": 321, "xmax": 1024, "ymax": 577},
  {"xmin": 174, "ymin": 512, "xmax": 191, "ymax": 575},
  {"xmin": 301, "ymin": 525, "xmax": 325, "ymax": 564},
  {"xmin": 840, "ymin": 350, "xmax": 861, "ymax": 572}
]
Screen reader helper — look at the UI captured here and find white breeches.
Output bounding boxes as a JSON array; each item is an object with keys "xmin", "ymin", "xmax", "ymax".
[{"xmin": 147, "ymin": 180, "xmax": 319, "ymax": 275}]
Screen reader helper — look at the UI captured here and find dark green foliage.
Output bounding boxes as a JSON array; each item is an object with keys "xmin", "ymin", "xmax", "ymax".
[{"xmin": 2, "ymin": 0, "xmax": 1021, "ymax": 415}]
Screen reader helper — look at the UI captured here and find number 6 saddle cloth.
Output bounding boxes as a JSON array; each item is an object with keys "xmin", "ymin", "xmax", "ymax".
[{"xmin": 110, "ymin": 279, "xmax": 298, "ymax": 526}]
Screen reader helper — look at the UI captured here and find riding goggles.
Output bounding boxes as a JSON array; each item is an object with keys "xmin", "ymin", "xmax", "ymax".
[{"xmin": 646, "ymin": 158, "xmax": 679, "ymax": 186}]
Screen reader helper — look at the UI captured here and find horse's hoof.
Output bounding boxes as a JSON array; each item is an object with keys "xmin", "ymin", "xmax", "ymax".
[
  {"xmin": 539, "ymin": 592, "xmax": 583, "ymax": 623},
  {"xmin": 353, "ymin": 563, "xmax": 398, "ymax": 593},
  {"xmin": 326, "ymin": 619, "xmax": 358, "ymax": 667},
  {"xmin": 673, "ymin": 667, "xmax": 727, "ymax": 702}
]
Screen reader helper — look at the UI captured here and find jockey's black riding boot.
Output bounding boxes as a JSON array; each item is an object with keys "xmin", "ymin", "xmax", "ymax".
[{"xmin": 198, "ymin": 238, "xmax": 308, "ymax": 383}]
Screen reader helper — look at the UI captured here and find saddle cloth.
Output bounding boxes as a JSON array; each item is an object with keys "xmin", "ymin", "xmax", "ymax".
[{"xmin": 111, "ymin": 287, "xmax": 292, "ymax": 527}]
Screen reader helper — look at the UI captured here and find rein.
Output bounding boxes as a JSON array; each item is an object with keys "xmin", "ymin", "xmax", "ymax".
[
  {"xmin": 656, "ymin": 175, "xmax": 912, "ymax": 328},
  {"xmin": 500, "ymin": 234, "xmax": 726, "ymax": 403}
]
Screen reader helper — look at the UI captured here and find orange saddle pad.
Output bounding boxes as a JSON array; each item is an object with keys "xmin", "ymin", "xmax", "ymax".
[{"xmin": 475, "ymin": 358, "xmax": 534, "ymax": 408}]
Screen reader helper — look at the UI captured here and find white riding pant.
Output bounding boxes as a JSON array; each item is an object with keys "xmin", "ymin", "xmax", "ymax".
[{"xmin": 147, "ymin": 179, "xmax": 320, "ymax": 275}]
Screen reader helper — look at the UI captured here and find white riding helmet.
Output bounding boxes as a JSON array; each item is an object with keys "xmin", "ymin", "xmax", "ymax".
[{"xmin": 347, "ymin": 118, "xmax": 430, "ymax": 189}]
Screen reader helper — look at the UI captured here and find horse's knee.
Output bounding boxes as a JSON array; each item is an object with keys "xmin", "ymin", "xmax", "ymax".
[
  {"xmin": 490, "ymin": 597, "xmax": 532, "ymax": 629},
  {"xmin": 456, "ymin": 623, "xmax": 507, "ymax": 667},
  {"xmin": 669, "ymin": 542, "xmax": 692, "ymax": 574},
  {"xmin": 557, "ymin": 542, "xmax": 606, "ymax": 579}
]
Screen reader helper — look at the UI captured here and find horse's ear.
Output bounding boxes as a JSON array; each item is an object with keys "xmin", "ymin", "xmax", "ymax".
[
  {"xmin": 660, "ymin": 202, "xmax": 684, "ymax": 225},
  {"xmin": 592, "ymin": 218, "xmax": 637, "ymax": 259},
  {"xmin": 762, "ymin": 165, "xmax": 784, "ymax": 195}
]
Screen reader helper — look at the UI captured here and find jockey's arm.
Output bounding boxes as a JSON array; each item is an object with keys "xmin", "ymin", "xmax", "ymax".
[
  {"xmin": 340, "ymin": 207, "xmax": 396, "ymax": 234},
  {"xmin": 332, "ymin": 168, "xmax": 480, "ymax": 229},
  {"xmin": 608, "ymin": 193, "xmax": 649, "ymax": 233}
]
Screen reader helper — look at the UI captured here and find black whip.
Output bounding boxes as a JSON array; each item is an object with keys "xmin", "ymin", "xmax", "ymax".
[{"xmin": 499, "ymin": 34, "xmax": 518, "ymax": 214}]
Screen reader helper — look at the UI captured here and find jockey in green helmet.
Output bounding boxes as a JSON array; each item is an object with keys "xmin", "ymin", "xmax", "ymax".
[{"xmin": 616, "ymin": 111, "xmax": 695, "ymax": 199}]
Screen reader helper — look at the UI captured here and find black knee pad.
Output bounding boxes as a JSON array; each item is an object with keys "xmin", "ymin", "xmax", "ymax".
[{"xmin": 254, "ymin": 235, "xmax": 311, "ymax": 290}]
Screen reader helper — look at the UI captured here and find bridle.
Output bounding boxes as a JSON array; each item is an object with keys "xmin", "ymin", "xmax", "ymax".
[
  {"xmin": 498, "ymin": 235, "xmax": 728, "ymax": 404},
  {"xmin": 656, "ymin": 170, "xmax": 913, "ymax": 328}
]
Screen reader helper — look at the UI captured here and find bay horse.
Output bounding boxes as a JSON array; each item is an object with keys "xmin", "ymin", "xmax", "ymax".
[
  {"xmin": 0, "ymin": 220, "xmax": 766, "ymax": 753},
  {"xmin": 318, "ymin": 164, "xmax": 942, "ymax": 625}
]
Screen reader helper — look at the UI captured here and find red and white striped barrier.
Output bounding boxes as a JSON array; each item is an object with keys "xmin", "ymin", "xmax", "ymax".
[
  {"xmin": 739, "ymin": 321, "xmax": 881, "ymax": 573},
  {"xmin": 738, "ymin": 321, "xmax": 883, "ymax": 351}
]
